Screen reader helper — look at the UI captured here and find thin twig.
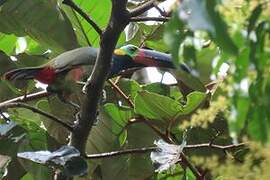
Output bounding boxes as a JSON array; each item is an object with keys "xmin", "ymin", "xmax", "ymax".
[
  {"xmin": 63, "ymin": 0, "xmax": 103, "ymax": 36},
  {"xmin": 85, "ymin": 147, "xmax": 156, "ymax": 159},
  {"xmin": 72, "ymin": 9, "xmax": 92, "ymax": 46},
  {"xmin": 0, "ymin": 90, "xmax": 50, "ymax": 107},
  {"xmin": 108, "ymin": 79, "xmax": 134, "ymax": 107},
  {"xmin": 141, "ymin": 118, "xmax": 171, "ymax": 142},
  {"xmin": 130, "ymin": 17, "xmax": 169, "ymax": 22},
  {"xmin": 0, "ymin": 102, "xmax": 73, "ymax": 132},
  {"xmin": 153, "ymin": 3, "xmax": 169, "ymax": 17},
  {"xmin": 185, "ymin": 142, "xmax": 246, "ymax": 150},
  {"xmin": 129, "ymin": 0, "xmax": 156, "ymax": 17},
  {"xmin": 84, "ymin": 142, "xmax": 246, "ymax": 159}
]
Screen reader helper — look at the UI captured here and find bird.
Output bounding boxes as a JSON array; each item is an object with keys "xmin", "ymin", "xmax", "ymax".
[
  {"xmin": 3, "ymin": 44, "xmax": 192, "ymax": 85},
  {"xmin": 3, "ymin": 45, "xmax": 200, "ymax": 107}
]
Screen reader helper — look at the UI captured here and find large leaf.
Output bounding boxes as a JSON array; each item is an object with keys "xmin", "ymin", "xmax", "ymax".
[
  {"xmin": 103, "ymin": 103, "xmax": 134, "ymax": 145},
  {"xmin": 126, "ymin": 123, "xmax": 158, "ymax": 179},
  {"xmin": 37, "ymin": 98, "xmax": 75, "ymax": 144},
  {"xmin": 205, "ymin": 0, "xmax": 238, "ymax": 55},
  {"xmin": 135, "ymin": 91, "xmax": 184, "ymax": 121},
  {"xmin": 61, "ymin": 0, "xmax": 126, "ymax": 47},
  {"xmin": 135, "ymin": 91, "xmax": 206, "ymax": 122},
  {"xmin": 0, "ymin": 0, "xmax": 78, "ymax": 52},
  {"xmin": 84, "ymin": 106, "xmax": 132, "ymax": 179}
]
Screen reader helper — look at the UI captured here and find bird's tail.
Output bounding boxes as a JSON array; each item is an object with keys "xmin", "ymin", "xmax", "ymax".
[{"xmin": 3, "ymin": 67, "xmax": 43, "ymax": 81}]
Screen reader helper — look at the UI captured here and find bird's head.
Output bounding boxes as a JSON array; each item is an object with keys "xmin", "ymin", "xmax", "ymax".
[
  {"xmin": 110, "ymin": 44, "xmax": 190, "ymax": 76},
  {"xmin": 111, "ymin": 45, "xmax": 142, "ymax": 76}
]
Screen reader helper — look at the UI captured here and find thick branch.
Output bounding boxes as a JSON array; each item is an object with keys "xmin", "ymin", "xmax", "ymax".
[
  {"xmin": 129, "ymin": 0, "xmax": 156, "ymax": 17},
  {"xmin": 0, "ymin": 102, "xmax": 73, "ymax": 131},
  {"xmin": 69, "ymin": 0, "xmax": 130, "ymax": 153},
  {"xmin": 63, "ymin": 0, "xmax": 103, "ymax": 36}
]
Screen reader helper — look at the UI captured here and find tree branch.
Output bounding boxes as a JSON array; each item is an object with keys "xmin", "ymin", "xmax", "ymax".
[
  {"xmin": 86, "ymin": 147, "xmax": 156, "ymax": 159},
  {"xmin": 0, "ymin": 90, "xmax": 50, "ymax": 107},
  {"xmin": 0, "ymin": 102, "xmax": 73, "ymax": 132},
  {"xmin": 84, "ymin": 142, "xmax": 246, "ymax": 159},
  {"xmin": 62, "ymin": 0, "xmax": 103, "ymax": 36},
  {"xmin": 69, "ymin": 0, "xmax": 130, "ymax": 153},
  {"xmin": 153, "ymin": 3, "xmax": 169, "ymax": 17},
  {"xmin": 108, "ymin": 79, "xmax": 134, "ymax": 107},
  {"xmin": 185, "ymin": 142, "xmax": 246, "ymax": 150},
  {"xmin": 129, "ymin": 0, "xmax": 156, "ymax": 17},
  {"xmin": 130, "ymin": 17, "xmax": 169, "ymax": 22}
]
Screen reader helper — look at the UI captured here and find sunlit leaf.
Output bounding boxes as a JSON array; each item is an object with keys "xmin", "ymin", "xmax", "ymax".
[{"xmin": 0, "ymin": 0, "xmax": 78, "ymax": 53}]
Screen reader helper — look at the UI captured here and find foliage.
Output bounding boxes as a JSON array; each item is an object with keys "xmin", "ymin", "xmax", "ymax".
[{"xmin": 0, "ymin": 0, "xmax": 269, "ymax": 179}]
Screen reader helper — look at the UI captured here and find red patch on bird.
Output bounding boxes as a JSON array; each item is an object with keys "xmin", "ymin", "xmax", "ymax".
[
  {"xmin": 69, "ymin": 67, "xmax": 84, "ymax": 81},
  {"xmin": 134, "ymin": 51, "xmax": 160, "ymax": 66},
  {"xmin": 35, "ymin": 66, "xmax": 56, "ymax": 84}
]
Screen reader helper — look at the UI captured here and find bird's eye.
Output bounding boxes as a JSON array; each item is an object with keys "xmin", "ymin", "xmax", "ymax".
[{"xmin": 128, "ymin": 46, "xmax": 138, "ymax": 52}]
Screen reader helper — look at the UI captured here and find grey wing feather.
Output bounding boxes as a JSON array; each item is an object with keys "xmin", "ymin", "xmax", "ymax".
[{"xmin": 52, "ymin": 47, "xmax": 98, "ymax": 72}]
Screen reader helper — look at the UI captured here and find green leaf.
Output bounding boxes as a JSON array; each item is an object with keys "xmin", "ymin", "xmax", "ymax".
[
  {"xmin": 117, "ymin": 79, "xmax": 141, "ymax": 101},
  {"xmin": 0, "ymin": 33, "xmax": 16, "ymax": 55},
  {"xmin": 103, "ymin": 103, "xmax": 134, "ymax": 136},
  {"xmin": 37, "ymin": 98, "xmax": 74, "ymax": 143},
  {"xmin": 232, "ymin": 96, "xmax": 250, "ymax": 134},
  {"xmin": 164, "ymin": 12, "xmax": 185, "ymax": 66},
  {"xmin": 142, "ymin": 83, "xmax": 170, "ymax": 96},
  {"xmin": 247, "ymin": 4, "xmax": 263, "ymax": 34},
  {"xmin": 134, "ymin": 90, "xmax": 183, "ymax": 121},
  {"xmin": 234, "ymin": 48, "xmax": 250, "ymax": 81},
  {"xmin": 62, "ymin": 0, "xmax": 113, "ymax": 47},
  {"xmin": 171, "ymin": 69, "xmax": 206, "ymax": 93},
  {"xmin": 206, "ymin": 0, "xmax": 238, "ymax": 55},
  {"xmin": 127, "ymin": 123, "xmax": 157, "ymax": 179},
  {"xmin": 182, "ymin": 91, "xmax": 206, "ymax": 114},
  {"xmin": 21, "ymin": 173, "xmax": 34, "ymax": 180},
  {"xmin": 85, "ymin": 107, "xmax": 129, "ymax": 179},
  {"xmin": 247, "ymin": 106, "xmax": 268, "ymax": 142},
  {"xmin": 0, "ymin": 0, "xmax": 78, "ymax": 53}
]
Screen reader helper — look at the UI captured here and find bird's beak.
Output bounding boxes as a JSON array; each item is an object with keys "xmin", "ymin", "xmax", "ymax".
[
  {"xmin": 114, "ymin": 48, "xmax": 126, "ymax": 56},
  {"xmin": 133, "ymin": 48, "xmax": 171, "ymax": 66}
]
